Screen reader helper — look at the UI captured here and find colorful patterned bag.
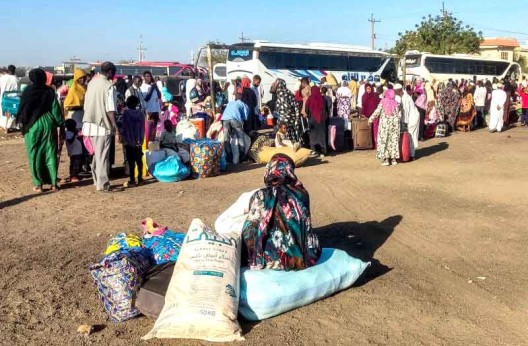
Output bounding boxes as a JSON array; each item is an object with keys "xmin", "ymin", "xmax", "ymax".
[
  {"xmin": 189, "ymin": 139, "xmax": 223, "ymax": 178},
  {"xmin": 142, "ymin": 230, "xmax": 186, "ymax": 265},
  {"xmin": 89, "ymin": 250, "xmax": 152, "ymax": 322},
  {"xmin": 105, "ymin": 233, "xmax": 143, "ymax": 256}
]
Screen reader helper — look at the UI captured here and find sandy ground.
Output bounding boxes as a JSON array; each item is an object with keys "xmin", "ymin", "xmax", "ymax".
[{"xmin": 0, "ymin": 126, "xmax": 527, "ymax": 346}]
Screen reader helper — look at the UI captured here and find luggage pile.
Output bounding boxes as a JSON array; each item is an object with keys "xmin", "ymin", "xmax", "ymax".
[{"xmin": 89, "ymin": 197, "xmax": 370, "ymax": 342}]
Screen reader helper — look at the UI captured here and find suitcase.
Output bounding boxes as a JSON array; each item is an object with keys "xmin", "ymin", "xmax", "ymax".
[
  {"xmin": 328, "ymin": 117, "xmax": 345, "ymax": 151},
  {"xmin": 135, "ymin": 263, "xmax": 174, "ymax": 319},
  {"xmin": 351, "ymin": 117, "xmax": 373, "ymax": 150},
  {"xmin": 400, "ymin": 132, "xmax": 411, "ymax": 162}
]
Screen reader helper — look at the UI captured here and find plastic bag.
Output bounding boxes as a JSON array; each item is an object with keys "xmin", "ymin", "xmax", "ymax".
[
  {"xmin": 105, "ymin": 233, "xmax": 143, "ymax": 256},
  {"xmin": 152, "ymin": 156, "xmax": 190, "ymax": 183},
  {"xmin": 239, "ymin": 248, "xmax": 370, "ymax": 321},
  {"xmin": 175, "ymin": 119, "xmax": 199, "ymax": 143}
]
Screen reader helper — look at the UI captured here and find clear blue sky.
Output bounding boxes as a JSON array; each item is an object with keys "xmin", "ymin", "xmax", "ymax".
[{"xmin": 1, "ymin": 0, "xmax": 528, "ymax": 67}]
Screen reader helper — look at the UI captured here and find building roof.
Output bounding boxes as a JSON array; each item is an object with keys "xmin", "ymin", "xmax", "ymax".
[{"xmin": 480, "ymin": 37, "xmax": 519, "ymax": 48}]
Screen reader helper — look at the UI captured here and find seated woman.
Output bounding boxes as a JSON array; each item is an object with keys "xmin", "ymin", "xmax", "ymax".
[{"xmin": 242, "ymin": 154, "xmax": 321, "ymax": 270}]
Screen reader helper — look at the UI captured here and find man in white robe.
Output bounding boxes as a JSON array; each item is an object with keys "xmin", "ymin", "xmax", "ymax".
[
  {"xmin": 489, "ymin": 83, "xmax": 507, "ymax": 133},
  {"xmin": 357, "ymin": 81, "xmax": 366, "ymax": 114},
  {"xmin": 395, "ymin": 83, "xmax": 419, "ymax": 159}
]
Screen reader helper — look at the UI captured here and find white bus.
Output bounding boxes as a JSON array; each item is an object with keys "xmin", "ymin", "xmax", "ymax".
[
  {"xmin": 404, "ymin": 51, "xmax": 521, "ymax": 82},
  {"xmin": 226, "ymin": 41, "xmax": 398, "ymax": 102}
]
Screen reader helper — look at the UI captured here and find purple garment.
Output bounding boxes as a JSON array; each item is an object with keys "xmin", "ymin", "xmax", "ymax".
[
  {"xmin": 372, "ymin": 117, "xmax": 380, "ymax": 149},
  {"xmin": 122, "ymin": 109, "xmax": 145, "ymax": 146}
]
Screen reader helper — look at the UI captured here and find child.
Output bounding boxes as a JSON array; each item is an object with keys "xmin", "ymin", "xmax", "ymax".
[
  {"xmin": 260, "ymin": 106, "xmax": 272, "ymax": 127},
  {"xmin": 122, "ymin": 96, "xmax": 145, "ymax": 187},
  {"xmin": 275, "ymin": 122, "xmax": 299, "ymax": 151},
  {"xmin": 159, "ymin": 120, "xmax": 179, "ymax": 152},
  {"xmin": 64, "ymin": 119, "xmax": 83, "ymax": 182}
]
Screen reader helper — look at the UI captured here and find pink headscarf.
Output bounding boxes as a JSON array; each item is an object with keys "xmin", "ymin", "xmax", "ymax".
[{"xmin": 380, "ymin": 89, "xmax": 399, "ymax": 116}]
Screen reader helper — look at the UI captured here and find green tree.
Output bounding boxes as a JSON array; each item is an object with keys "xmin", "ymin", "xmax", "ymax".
[
  {"xmin": 199, "ymin": 40, "xmax": 228, "ymax": 67},
  {"xmin": 390, "ymin": 13, "xmax": 483, "ymax": 57},
  {"xmin": 515, "ymin": 55, "xmax": 527, "ymax": 72}
]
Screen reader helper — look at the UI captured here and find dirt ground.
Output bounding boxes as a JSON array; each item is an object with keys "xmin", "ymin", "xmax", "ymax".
[{"xmin": 0, "ymin": 126, "xmax": 527, "ymax": 346}]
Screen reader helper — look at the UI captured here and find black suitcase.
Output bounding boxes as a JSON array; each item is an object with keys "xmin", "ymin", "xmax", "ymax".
[
  {"xmin": 328, "ymin": 117, "xmax": 346, "ymax": 151},
  {"xmin": 135, "ymin": 263, "xmax": 174, "ymax": 319}
]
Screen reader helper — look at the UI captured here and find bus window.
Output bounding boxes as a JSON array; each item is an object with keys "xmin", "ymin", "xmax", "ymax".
[
  {"xmin": 348, "ymin": 56, "xmax": 384, "ymax": 72},
  {"xmin": 381, "ymin": 58, "xmax": 397, "ymax": 82}
]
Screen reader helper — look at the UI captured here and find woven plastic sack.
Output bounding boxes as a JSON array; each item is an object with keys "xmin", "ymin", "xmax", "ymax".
[
  {"xmin": 143, "ymin": 219, "xmax": 243, "ymax": 342},
  {"xmin": 152, "ymin": 156, "xmax": 190, "ymax": 183},
  {"xmin": 239, "ymin": 248, "xmax": 370, "ymax": 321},
  {"xmin": 248, "ymin": 135, "xmax": 274, "ymax": 163},
  {"xmin": 105, "ymin": 233, "xmax": 142, "ymax": 256},
  {"xmin": 142, "ymin": 230, "xmax": 186, "ymax": 265},
  {"xmin": 89, "ymin": 250, "xmax": 151, "ymax": 322},
  {"xmin": 189, "ymin": 139, "xmax": 223, "ymax": 178}
]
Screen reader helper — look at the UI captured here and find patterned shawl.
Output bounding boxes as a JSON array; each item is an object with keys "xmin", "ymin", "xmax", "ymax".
[{"xmin": 242, "ymin": 154, "xmax": 321, "ymax": 270}]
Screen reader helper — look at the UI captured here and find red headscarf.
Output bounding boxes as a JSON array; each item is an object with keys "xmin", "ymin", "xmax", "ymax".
[
  {"xmin": 306, "ymin": 86, "xmax": 324, "ymax": 123},
  {"xmin": 241, "ymin": 77, "xmax": 251, "ymax": 89},
  {"xmin": 361, "ymin": 83, "xmax": 380, "ymax": 117}
]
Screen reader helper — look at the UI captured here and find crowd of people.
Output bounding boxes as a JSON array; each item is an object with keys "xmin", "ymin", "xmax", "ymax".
[
  {"xmin": 5, "ymin": 58, "xmax": 528, "ymax": 191},
  {"xmin": 214, "ymin": 72, "xmax": 527, "ymax": 167}
]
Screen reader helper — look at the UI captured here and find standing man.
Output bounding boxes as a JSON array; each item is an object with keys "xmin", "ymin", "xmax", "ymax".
[
  {"xmin": 222, "ymin": 95, "xmax": 249, "ymax": 163},
  {"xmin": 82, "ymin": 62, "xmax": 120, "ymax": 192},
  {"xmin": 252, "ymin": 74, "xmax": 264, "ymax": 127},
  {"xmin": 473, "ymin": 81, "xmax": 487, "ymax": 128},
  {"xmin": 125, "ymin": 75, "xmax": 146, "ymax": 110},
  {"xmin": 395, "ymin": 83, "xmax": 419, "ymax": 160},
  {"xmin": 140, "ymin": 71, "xmax": 161, "ymax": 144},
  {"xmin": 357, "ymin": 80, "xmax": 366, "ymax": 115}
]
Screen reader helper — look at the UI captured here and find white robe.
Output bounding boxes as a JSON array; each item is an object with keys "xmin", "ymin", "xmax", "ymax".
[
  {"xmin": 357, "ymin": 84, "xmax": 366, "ymax": 109},
  {"xmin": 400, "ymin": 92, "xmax": 420, "ymax": 157},
  {"xmin": 489, "ymin": 89, "xmax": 507, "ymax": 132}
]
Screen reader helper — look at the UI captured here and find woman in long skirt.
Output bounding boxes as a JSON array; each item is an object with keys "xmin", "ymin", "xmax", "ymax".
[
  {"xmin": 305, "ymin": 86, "xmax": 327, "ymax": 157},
  {"xmin": 368, "ymin": 89, "xmax": 401, "ymax": 166},
  {"xmin": 17, "ymin": 69, "xmax": 64, "ymax": 192}
]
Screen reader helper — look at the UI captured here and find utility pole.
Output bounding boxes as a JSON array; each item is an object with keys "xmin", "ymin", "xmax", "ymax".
[
  {"xmin": 137, "ymin": 35, "xmax": 147, "ymax": 62},
  {"xmin": 368, "ymin": 14, "xmax": 380, "ymax": 50},
  {"xmin": 239, "ymin": 31, "xmax": 250, "ymax": 43},
  {"xmin": 441, "ymin": 2, "xmax": 450, "ymax": 17}
]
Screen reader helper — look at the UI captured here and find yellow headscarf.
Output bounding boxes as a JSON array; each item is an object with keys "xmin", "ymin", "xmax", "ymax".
[{"xmin": 64, "ymin": 69, "xmax": 88, "ymax": 111}]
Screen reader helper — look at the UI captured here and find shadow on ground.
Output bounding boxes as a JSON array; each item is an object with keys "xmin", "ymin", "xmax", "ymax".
[
  {"xmin": 416, "ymin": 142, "xmax": 449, "ymax": 160},
  {"xmin": 315, "ymin": 215, "xmax": 402, "ymax": 286}
]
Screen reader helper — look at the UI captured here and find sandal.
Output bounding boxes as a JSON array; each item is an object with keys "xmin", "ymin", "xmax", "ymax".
[
  {"xmin": 50, "ymin": 185, "xmax": 60, "ymax": 192},
  {"xmin": 33, "ymin": 185, "xmax": 43, "ymax": 193}
]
